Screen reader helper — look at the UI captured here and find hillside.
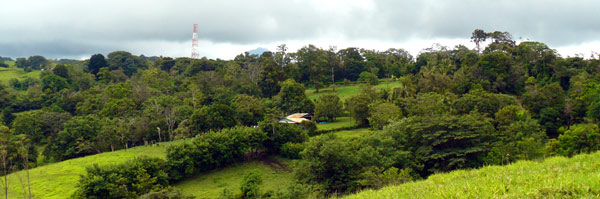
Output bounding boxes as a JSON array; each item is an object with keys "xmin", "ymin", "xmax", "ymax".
[
  {"xmin": 306, "ymin": 79, "xmax": 402, "ymax": 101},
  {"xmin": 3, "ymin": 140, "xmax": 185, "ymax": 199},
  {"xmin": 0, "ymin": 63, "xmax": 42, "ymax": 85},
  {"xmin": 342, "ymin": 151, "xmax": 600, "ymax": 199}
]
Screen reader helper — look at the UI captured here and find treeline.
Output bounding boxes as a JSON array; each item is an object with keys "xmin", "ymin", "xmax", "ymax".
[{"xmin": 1, "ymin": 29, "xmax": 600, "ymax": 198}]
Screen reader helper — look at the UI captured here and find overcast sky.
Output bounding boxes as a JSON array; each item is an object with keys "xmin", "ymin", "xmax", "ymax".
[{"xmin": 0, "ymin": 0, "xmax": 599, "ymax": 60}]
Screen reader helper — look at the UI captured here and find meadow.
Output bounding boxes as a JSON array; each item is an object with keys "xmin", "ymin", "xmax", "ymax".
[
  {"xmin": 0, "ymin": 62, "xmax": 42, "ymax": 85},
  {"xmin": 306, "ymin": 79, "xmax": 402, "ymax": 101},
  {"xmin": 342, "ymin": 151, "xmax": 600, "ymax": 199},
  {"xmin": 1, "ymin": 138, "xmax": 298, "ymax": 199}
]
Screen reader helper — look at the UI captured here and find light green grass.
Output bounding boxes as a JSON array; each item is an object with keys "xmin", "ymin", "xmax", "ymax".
[
  {"xmin": 306, "ymin": 79, "xmax": 402, "ymax": 101},
  {"xmin": 313, "ymin": 128, "xmax": 373, "ymax": 140},
  {"xmin": 316, "ymin": 117, "xmax": 355, "ymax": 130},
  {"xmin": 342, "ymin": 151, "xmax": 600, "ymax": 199},
  {"xmin": 0, "ymin": 64, "xmax": 42, "ymax": 85},
  {"xmin": 331, "ymin": 128, "xmax": 373, "ymax": 139},
  {"xmin": 174, "ymin": 158, "xmax": 295, "ymax": 199},
  {"xmin": 3, "ymin": 140, "xmax": 188, "ymax": 199},
  {"xmin": 2, "ymin": 139, "xmax": 295, "ymax": 199}
]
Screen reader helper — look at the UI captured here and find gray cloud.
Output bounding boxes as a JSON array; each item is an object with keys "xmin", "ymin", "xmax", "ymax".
[{"xmin": 0, "ymin": 0, "xmax": 598, "ymax": 59}]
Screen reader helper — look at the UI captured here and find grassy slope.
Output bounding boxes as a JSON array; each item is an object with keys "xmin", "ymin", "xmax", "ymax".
[
  {"xmin": 4, "ymin": 140, "xmax": 186, "ymax": 199},
  {"xmin": 174, "ymin": 158, "xmax": 295, "ymax": 199},
  {"xmin": 2, "ymin": 138, "xmax": 295, "ymax": 199},
  {"xmin": 316, "ymin": 116, "xmax": 355, "ymax": 130},
  {"xmin": 306, "ymin": 79, "xmax": 402, "ymax": 101},
  {"xmin": 0, "ymin": 63, "xmax": 42, "ymax": 85},
  {"xmin": 343, "ymin": 151, "xmax": 600, "ymax": 199}
]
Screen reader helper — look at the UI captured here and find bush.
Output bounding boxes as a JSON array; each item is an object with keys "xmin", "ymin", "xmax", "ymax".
[
  {"xmin": 555, "ymin": 123, "xmax": 600, "ymax": 156},
  {"xmin": 368, "ymin": 102, "xmax": 403, "ymax": 130},
  {"xmin": 300, "ymin": 120, "xmax": 317, "ymax": 134},
  {"xmin": 358, "ymin": 72, "xmax": 378, "ymax": 85},
  {"xmin": 167, "ymin": 127, "xmax": 250, "ymax": 181},
  {"xmin": 280, "ymin": 142, "xmax": 305, "ymax": 159},
  {"xmin": 240, "ymin": 172, "xmax": 263, "ymax": 199},
  {"xmin": 258, "ymin": 122, "xmax": 308, "ymax": 154},
  {"xmin": 74, "ymin": 156, "xmax": 170, "ymax": 199}
]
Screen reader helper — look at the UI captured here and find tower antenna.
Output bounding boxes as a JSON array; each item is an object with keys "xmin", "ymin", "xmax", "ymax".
[{"xmin": 191, "ymin": 24, "xmax": 199, "ymax": 58}]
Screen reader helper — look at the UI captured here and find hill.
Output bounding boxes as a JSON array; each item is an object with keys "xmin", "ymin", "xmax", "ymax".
[
  {"xmin": 3, "ymin": 140, "xmax": 185, "ymax": 199},
  {"xmin": 306, "ymin": 79, "xmax": 402, "ymax": 101},
  {"xmin": 0, "ymin": 63, "xmax": 42, "ymax": 85},
  {"xmin": 342, "ymin": 151, "xmax": 600, "ymax": 199},
  {"xmin": 1, "ymin": 138, "xmax": 298, "ymax": 199}
]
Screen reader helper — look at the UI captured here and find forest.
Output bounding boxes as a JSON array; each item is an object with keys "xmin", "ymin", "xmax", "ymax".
[{"xmin": 1, "ymin": 29, "xmax": 600, "ymax": 198}]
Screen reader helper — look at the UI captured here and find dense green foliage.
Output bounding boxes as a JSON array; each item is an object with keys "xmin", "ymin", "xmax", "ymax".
[
  {"xmin": 342, "ymin": 151, "xmax": 600, "ymax": 199},
  {"xmin": 2, "ymin": 29, "xmax": 600, "ymax": 198},
  {"xmin": 74, "ymin": 156, "xmax": 170, "ymax": 199}
]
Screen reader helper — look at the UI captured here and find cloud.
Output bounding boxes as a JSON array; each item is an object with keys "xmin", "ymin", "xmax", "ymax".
[{"xmin": 0, "ymin": 0, "xmax": 598, "ymax": 59}]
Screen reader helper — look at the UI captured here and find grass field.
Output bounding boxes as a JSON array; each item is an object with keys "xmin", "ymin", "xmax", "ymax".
[
  {"xmin": 0, "ymin": 63, "xmax": 42, "ymax": 85},
  {"xmin": 342, "ymin": 151, "xmax": 600, "ymax": 199},
  {"xmin": 316, "ymin": 116, "xmax": 355, "ymax": 130},
  {"xmin": 306, "ymin": 79, "xmax": 402, "ymax": 101},
  {"xmin": 3, "ymin": 140, "xmax": 187, "ymax": 199},
  {"xmin": 174, "ymin": 158, "xmax": 295, "ymax": 198},
  {"xmin": 1, "ymin": 138, "xmax": 297, "ymax": 199},
  {"xmin": 330, "ymin": 128, "xmax": 373, "ymax": 139}
]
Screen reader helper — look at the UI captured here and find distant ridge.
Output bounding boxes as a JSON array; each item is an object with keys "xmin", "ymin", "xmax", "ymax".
[{"xmin": 248, "ymin": 47, "xmax": 270, "ymax": 55}]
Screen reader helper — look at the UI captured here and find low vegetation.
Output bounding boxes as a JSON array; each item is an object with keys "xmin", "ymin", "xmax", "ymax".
[{"xmin": 342, "ymin": 151, "xmax": 600, "ymax": 199}]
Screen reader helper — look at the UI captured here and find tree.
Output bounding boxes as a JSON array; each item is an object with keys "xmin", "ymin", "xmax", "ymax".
[
  {"xmin": 44, "ymin": 115, "xmax": 102, "ymax": 161},
  {"xmin": 471, "ymin": 29, "xmax": 488, "ymax": 53},
  {"xmin": 314, "ymin": 94, "xmax": 343, "ymax": 122},
  {"xmin": 368, "ymin": 102, "xmax": 402, "ymax": 130},
  {"xmin": 338, "ymin": 47, "xmax": 365, "ymax": 81},
  {"xmin": 240, "ymin": 172, "xmax": 263, "ymax": 199},
  {"xmin": 296, "ymin": 45, "xmax": 328, "ymax": 93},
  {"xmin": 190, "ymin": 104, "xmax": 237, "ymax": 133},
  {"xmin": 295, "ymin": 135, "xmax": 362, "ymax": 194},
  {"xmin": 274, "ymin": 79, "xmax": 314, "ymax": 114},
  {"xmin": 232, "ymin": 94, "xmax": 264, "ymax": 126},
  {"xmin": 53, "ymin": 64, "xmax": 69, "ymax": 79},
  {"xmin": 346, "ymin": 87, "xmax": 375, "ymax": 126},
  {"xmin": 382, "ymin": 112, "xmax": 496, "ymax": 175},
  {"xmin": 358, "ymin": 71, "xmax": 379, "ymax": 85},
  {"xmin": 554, "ymin": 123, "xmax": 600, "ymax": 156},
  {"xmin": 41, "ymin": 74, "xmax": 69, "ymax": 92},
  {"xmin": 107, "ymin": 51, "xmax": 148, "ymax": 77},
  {"xmin": 258, "ymin": 54, "xmax": 284, "ymax": 98},
  {"xmin": 88, "ymin": 53, "xmax": 107, "ymax": 75},
  {"xmin": 0, "ymin": 125, "xmax": 11, "ymax": 199}
]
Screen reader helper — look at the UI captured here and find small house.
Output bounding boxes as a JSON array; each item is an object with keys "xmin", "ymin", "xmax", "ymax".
[{"xmin": 279, "ymin": 113, "xmax": 313, "ymax": 124}]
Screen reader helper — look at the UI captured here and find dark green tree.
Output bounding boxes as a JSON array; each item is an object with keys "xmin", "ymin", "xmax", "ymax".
[
  {"xmin": 314, "ymin": 94, "xmax": 343, "ymax": 122},
  {"xmin": 274, "ymin": 79, "xmax": 314, "ymax": 114},
  {"xmin": 87, "ymin": 53, "xmax": 107, "ymax": 75}
]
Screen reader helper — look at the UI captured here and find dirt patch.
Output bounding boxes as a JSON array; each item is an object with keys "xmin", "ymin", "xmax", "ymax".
[{"xmin": 260, "ymin": 157, "xmax": 291, "ymax": 172}]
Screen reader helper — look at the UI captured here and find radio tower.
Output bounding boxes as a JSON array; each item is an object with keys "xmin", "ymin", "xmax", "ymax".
[{"xmin": 191, "ymin": 24, "xmax": 199, "ymax": 58}]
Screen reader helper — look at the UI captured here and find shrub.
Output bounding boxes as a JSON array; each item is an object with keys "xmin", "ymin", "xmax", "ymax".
[
  {"xmin": 74, "ymin": 156, "xmax": 170, "ymax": 199},
  {"xmin": 280, "ymin": 142, "xmax": 305, "ymax": 159},
  {"xmin": 240, "ymin": 172, "xmax": 263, "ymax": 199},
  {"xmin": 555, "ymin": 123, "xmax": 600, "ymax": 156},
  {"xmin": 358, "ymin": 72, "xmax": 378, "ymax": 85},
  {"xmin": 167, "ymin": 127, "xmax": 250, "ymax": 181},
  {"xmin": 368, "ymin": 102, "xmax": 403, "ymax": 130},
  {"xmin": 300, "ymin": 120, "xmax": 317, "ymax": 134}
]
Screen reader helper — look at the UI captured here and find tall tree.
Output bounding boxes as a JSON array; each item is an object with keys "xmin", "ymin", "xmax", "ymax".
[
  {"xmin": 87, "ymin": 54, "xmax": 107, "ymax": 76},
  {"xmin": 297, "ymin": 45, "xmax": 328, "ymax": 93}
]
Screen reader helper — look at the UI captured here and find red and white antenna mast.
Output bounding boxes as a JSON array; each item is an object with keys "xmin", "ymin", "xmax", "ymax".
[{"xmin": 191, "ymin": 24, "xmax": 199, "ymax": 58}]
